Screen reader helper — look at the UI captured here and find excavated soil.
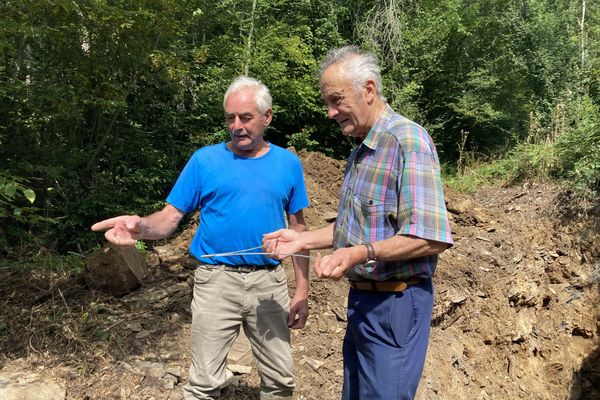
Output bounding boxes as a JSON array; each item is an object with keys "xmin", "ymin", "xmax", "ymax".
[{"xmin": 0, "ymin": 149, "xmax": 599, "ymax": 400}]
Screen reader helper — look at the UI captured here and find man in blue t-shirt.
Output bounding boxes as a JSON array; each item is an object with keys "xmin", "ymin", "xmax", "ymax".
[{"xmin": 92, "ymin": 76, "xmax": 310, "ymax": 400}]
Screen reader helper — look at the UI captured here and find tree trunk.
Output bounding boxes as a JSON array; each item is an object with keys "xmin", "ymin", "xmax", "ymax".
[
  {"xmin": 580, "ymin": 0, "xmax": 586, "ymax": 75},
  {"xmin": 243, "ymin": 0, "xmax": 257, "ymax": 75}
]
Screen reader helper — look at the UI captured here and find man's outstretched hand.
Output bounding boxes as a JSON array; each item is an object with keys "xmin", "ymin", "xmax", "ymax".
[
  {"xmin": 91, "ymin": 215, "xmax": 144, "ymax": 246},
  {"xmin": 262, "ymin": 229, "xmax": 303, "ymax": 259}
]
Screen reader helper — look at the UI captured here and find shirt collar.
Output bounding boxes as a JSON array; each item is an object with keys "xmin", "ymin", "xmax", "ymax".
[{"xmin": 361, "ymin": 104, "xmax": 393, "ymax": 150}]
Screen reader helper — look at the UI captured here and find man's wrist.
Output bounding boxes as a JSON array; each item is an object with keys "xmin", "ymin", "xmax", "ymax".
[
  {"xmin": 360, "ymin": 244, "xmax": 369, "ymax": 263},
  {"xmin": 138, "ymin": 216, "xmax": 147, "ymax": 240},
  {"xmin": 293, "ymin": 288, "xmax": 309, "ymax": 298},
  {"xmin": 363, "ymin": 242, "xmax": 377, "ymax": 267}
]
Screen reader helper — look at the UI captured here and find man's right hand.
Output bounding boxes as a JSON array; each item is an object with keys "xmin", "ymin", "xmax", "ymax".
[
  {"xmin": 91, "ymin": 215, "xmax": 144, "ymax": 246},
  {"xmin": 262, "ymin": 229, "xmax": 303, "ymax": 260}
]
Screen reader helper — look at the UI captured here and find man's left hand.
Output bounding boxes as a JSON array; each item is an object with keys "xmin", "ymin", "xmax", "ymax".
[
  {"xmin": 314, "ymin": 246, "xmax": 363, "ymax": 280},
  {"xmin": 288, "ymin": 294, "xmax": 308, "ymax": 329}
]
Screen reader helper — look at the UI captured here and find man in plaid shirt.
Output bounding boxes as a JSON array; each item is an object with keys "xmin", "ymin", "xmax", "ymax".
[{"xmin": 264, "ymin": 45, "xmax": 453, "ymax": 399}]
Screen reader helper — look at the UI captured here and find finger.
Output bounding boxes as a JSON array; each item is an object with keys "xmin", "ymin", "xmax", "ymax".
[
  {"xmin": 271, "ymin": 240, "xmax": 292, "ymax": 260},
  {"xmin": 313, "ymin": 252, "xmax": 324, "ymax": 278},
  {"xmin": 91, "ymin": 217, "xmax": 125, "ymax": 232},
  {"xmin": 288, "ymin": 306, "xmax": 307, "ymax": 330},
  {"xmin": 330, "ymin": 265, "xmax": 345, "ymax": 281},
  {"xmin": 315, "ymin": 253, "xmax": 334, "ymax": 279},
  {"xmin": 267, "ymin": 243, "xmax": 282, "ymax": 259},
  {"xmin": 318, "ymin": 255, "xmax": 335, "ymax": 278},
  {"xmin": 104, "ymin": 230, "xmax": 136, "ymax": 246},
  {"xmin": 109, "ymin": 222, "xmax": 138, "ymax": 245},
  {"xmin": 294, "ymin": 311, "xmax": 308, "ymax": 329},
  {"xmin": 264, "ymin": 238, "xmax": 277, "ymax": 253},
  {"xmin": 262, "ymin": 230, "xmax": 284, "ymax": 241},
  {"xmin": 289, "ymin": 316, "xmax": 306, "ymax": 330},
  {"xmin": 287, "ymin": 310, "xmax": 298, "ymax": 327}
]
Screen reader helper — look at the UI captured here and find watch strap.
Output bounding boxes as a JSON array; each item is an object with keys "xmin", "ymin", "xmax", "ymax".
[{"xmin": 365, "ymin": 242, "xmax": 376, "ymax": 261}]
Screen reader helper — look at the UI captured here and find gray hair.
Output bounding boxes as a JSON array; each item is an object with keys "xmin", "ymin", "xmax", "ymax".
[
  {"xmin": 318, "ymin": 45, "xmax": 386, "ymax": 101},
  {"xmin": 223, "ymin": 76, "xmax": 272, "ymax": 114}
]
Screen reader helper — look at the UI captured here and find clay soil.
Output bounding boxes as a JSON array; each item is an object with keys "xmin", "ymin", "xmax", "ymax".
[{"xmin": 1, "ymin": 149, "xmax": 599, "ymax": 400}]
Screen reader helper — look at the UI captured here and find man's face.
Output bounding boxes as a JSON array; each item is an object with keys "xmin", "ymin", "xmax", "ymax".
[
  {"xmin": 224, "ymin": 88, "xmax": 271, "ymax": 153},
  {"xmin": 320, "ymin": 64, "xmax": 373, "ymax": 139}
]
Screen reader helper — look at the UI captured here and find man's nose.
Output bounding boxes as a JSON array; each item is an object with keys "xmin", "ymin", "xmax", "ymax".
[
  {"xmin": 326, "ymin": 106, "xmax": 338, "ymax": 119},
  {"xmin": 230, "ymin": 115, "xmax": 243, "ymax": 130}
]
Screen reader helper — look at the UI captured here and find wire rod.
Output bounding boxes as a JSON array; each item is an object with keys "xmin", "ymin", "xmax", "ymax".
[
  {"xmin": 200, "ymin": 241, "xmax": 315, "ymax": 260},
  {"xmin": 200, "ymin": 251, "xmax": 314, "ymax": 259}
]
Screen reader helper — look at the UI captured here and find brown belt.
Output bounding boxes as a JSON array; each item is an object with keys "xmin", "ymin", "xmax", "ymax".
[
  {"xmin": 349, "ymin": 278, "xmax": 422, "ymax": 293},
  {"xmin": 199, "ymin": 264, "xmax": 279, "ymax": 273}
]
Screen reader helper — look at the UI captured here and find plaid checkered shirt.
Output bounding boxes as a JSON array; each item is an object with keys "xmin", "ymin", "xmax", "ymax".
[{"xmin": 334, "ymin": 105, "xmax": 453, "ymax": 281}]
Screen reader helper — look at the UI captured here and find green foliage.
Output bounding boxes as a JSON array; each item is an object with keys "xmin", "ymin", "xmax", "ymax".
[
  {"xmin": 446, "ymin": 95, "xmax": 600, "ymax": 205},
  {"xmin": 444, "ymin": 141, "xmax": 557, "ymax": 193},
  {"xmin": 0, "ymin": 157, "xmax": 51, "ymax": 253},
  {"xmin": 135, "ymin": 240, "xmax": 147, "ymax": 256},
  {"xmin": 554, "ymin": 96, "xmax": 600, "ymax": 200},
  {"xmin": 286, "ymin": 128, "xmax": 320, "ymax": 152},
  {"xmin": 1, "ymin": 249, "xmax": 85, "ymax": 274},
  {"xmin": 355, "ymin": 0, "xmax": 584, "ymax": 163},
  {"xmin": 444, "ymin": 158, "xmax": 517, "ymax": 193},
  {"xmin": 0, "ymin": 172, "xmax": 36, "ymax": 217},
  {"xmin": 508, "ymin": 142, "xmax": 557, "ymax": 183}
]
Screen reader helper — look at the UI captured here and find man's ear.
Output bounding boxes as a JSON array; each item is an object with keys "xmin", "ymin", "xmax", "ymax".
[
  {"xmin": 364, "ymin": 80, "xmax": 377, "ymax": 103},
  {"xmin": 264, "ymin": 108, "xmax": 273, "ymax": 125}
]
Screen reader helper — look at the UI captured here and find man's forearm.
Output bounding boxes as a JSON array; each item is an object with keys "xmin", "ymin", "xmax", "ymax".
[
  {"xmin": 371, "ymin": 234, "xmax": 449, "ymax": 263},
  {"xmin": 291, "ymin": 254, "xmax": 310, "ymax": 297},
  {"xmin": 288, "ymin": 211, "xmax": 310, "ymax": 296},
  {"xmin": 139, "ymin": 204, "xmax": 184, "ymax": 240},
  {"xmin": 300, "ymin": 223, "xmax": 335, "ymax": 251}
]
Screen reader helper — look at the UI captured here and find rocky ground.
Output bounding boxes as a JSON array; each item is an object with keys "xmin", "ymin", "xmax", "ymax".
[{"xmin": 0, "ymin": 149, "xmax": 599, "ymax": 400}]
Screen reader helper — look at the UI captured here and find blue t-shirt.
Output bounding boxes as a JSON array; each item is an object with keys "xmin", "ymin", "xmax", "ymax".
[{"xmin": 166, "ymin": 142, "xmax": 309, "ymax": 266}]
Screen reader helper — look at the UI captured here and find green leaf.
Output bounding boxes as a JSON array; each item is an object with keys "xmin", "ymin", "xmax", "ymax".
[
  {"xmin": 3, "ymin": 183, "xmax": 17, "ymax": 198},
  {"xmin": 22, "ymin": 189, "xmax": 36, "ymax": 204}
]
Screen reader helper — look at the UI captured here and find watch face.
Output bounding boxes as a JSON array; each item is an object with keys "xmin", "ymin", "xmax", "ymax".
[{"xmin": 364, "ymin": 259, "xmax": 378, "ymax": 268}]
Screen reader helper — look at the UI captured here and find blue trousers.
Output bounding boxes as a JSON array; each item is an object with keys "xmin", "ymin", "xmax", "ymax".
[{"xmin": 342, "ymin": 279, "xmax": 434, "ymax": 400}]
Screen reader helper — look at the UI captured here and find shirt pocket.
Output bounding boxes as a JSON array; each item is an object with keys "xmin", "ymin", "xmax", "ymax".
[{"xmin": 351, "ymin": 192, "xmax": 397, "ymax": 242}]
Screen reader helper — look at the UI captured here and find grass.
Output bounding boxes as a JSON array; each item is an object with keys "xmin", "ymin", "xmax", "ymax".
[{"xmin": 443, "ymin": 141, "xmax": 558, "ymax": 193}]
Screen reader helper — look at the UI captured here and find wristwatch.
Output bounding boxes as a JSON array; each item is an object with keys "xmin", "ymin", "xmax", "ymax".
[{"xmin": 364, "ymin": 243, "xmax": 377, "ymax": 267}]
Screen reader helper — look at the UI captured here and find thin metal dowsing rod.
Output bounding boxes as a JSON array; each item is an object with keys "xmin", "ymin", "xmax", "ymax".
[
  {"xmin": 200, "ymin": 244, "xmax": 315, "ymax": 259},
  {"xmin": 200, "ymin": 252, "xmax": 314, "ymax": 259}
]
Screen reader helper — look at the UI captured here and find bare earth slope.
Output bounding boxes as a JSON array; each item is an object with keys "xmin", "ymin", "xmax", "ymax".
[{"xmin": 0, "ymin": 150, "xmax": 598, "ymax": 400}]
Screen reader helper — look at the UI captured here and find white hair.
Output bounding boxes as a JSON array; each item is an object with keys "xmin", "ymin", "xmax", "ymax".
[
  {"xmin": 318, "ymin": 45, "xmax": 386, "ymax": 101},
  {"xmin": 223, "ymin": 76, "xmax": 272, "ymax": 114}
]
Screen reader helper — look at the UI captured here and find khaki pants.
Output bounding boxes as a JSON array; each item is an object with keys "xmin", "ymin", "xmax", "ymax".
[{"xmin": 182, "ymin": 265, "xmax": 295, "ymax": 400}]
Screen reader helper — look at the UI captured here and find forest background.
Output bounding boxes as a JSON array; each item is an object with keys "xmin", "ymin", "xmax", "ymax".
[{"xmin": 1, "ymin": 0, "xmax": 599, "ymax": 260}]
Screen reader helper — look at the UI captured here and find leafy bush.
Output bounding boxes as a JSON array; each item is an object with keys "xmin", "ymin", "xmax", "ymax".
[
  {"xmin": 0, "ymin": 173, "xmax": 36, "ymax": 216},
  {"xmin": 507, "ymin": 141, "xmax": 557, "ymax": 183},
  {"xmin": 287, "ymin": 128, "xmax": 320, "ymax": 152},
  {"xmin": 0, "ymin": 171, "xmax": 40, "ymax": 254},
  {"xmin": 446, "ymin": 95, "xmax": 600, "ymax": 208},
  {"xmin": 554, "ymin": 96, "xmax": 600, "ymax": 201},
  {"xmin": 443, "ymin": 157, "xmax": 517, "ymax": 193}
]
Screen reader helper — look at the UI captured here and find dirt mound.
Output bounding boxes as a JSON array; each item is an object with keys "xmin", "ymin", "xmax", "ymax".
[
  {"xmin": 0, "ymin": 151, "xmax": 598, "ymax": 400},
  {"xmin": 426, "ymin": 184, "xmax": 599, "ymax": 400}
]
